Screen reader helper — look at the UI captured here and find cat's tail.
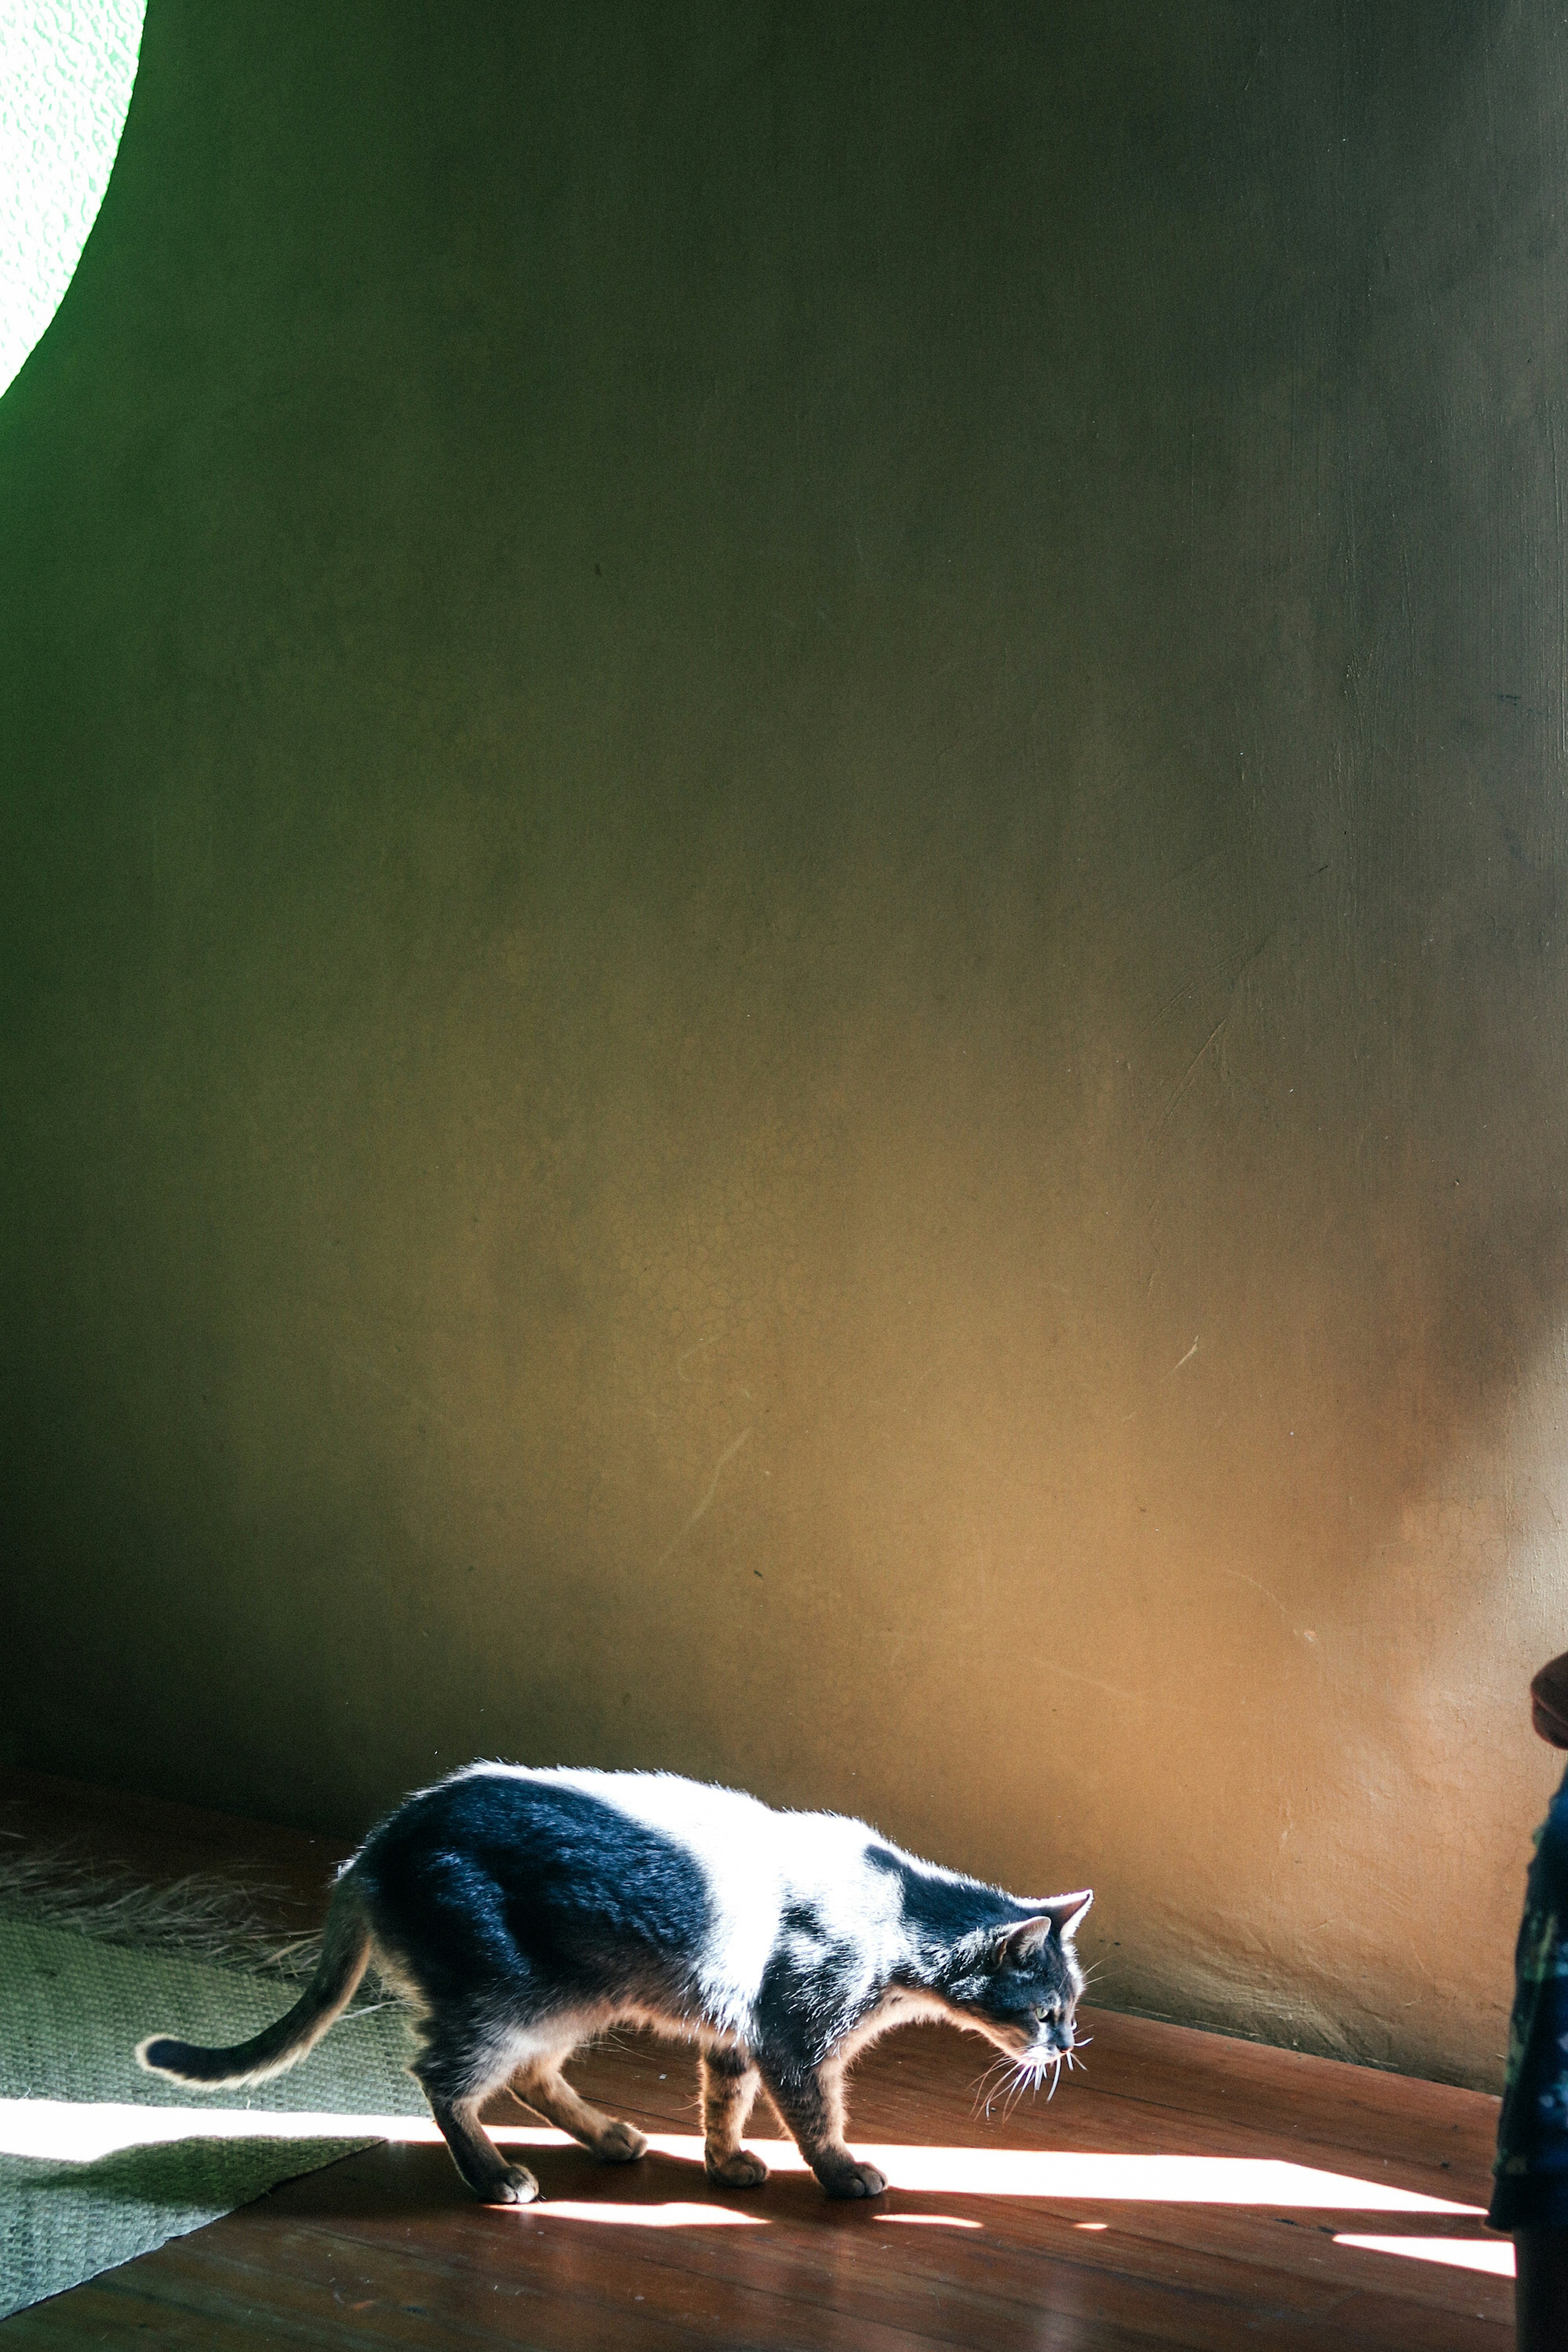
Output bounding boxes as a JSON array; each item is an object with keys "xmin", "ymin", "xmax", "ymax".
[{"xmin": 136, "ymin": 1873, "xmax": 372, "ymax": 2089}]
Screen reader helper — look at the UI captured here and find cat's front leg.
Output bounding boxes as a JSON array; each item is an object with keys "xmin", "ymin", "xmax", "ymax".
[
  {"xmin": 700, "ymin": 2042, "xmax": 768, "ymax": 2187},
  {"xmin": 755, "ymin": 2054, "xmax": 886, "ymax": 2200}
]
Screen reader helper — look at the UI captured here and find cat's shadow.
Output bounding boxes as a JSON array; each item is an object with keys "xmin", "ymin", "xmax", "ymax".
[
  {"xmin": 17, "ymin": 2133, "xmax": 379, "ymax": 2216},
  {"xmin": 18, "ymin": 2133, "xmax": 898, "ymax": 2228},
  {"xmin": 520, "ymin": 2138, "xmax": 812, "ymax": 2208},
  {"xmin": 295, "ymin": 2133, "xmax": 877, "ymax": 2225}
]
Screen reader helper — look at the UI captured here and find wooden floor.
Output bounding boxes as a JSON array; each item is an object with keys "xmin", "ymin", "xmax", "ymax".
[{"xmin": 1, "ymin": 1771, "xmax": 1511, "ymax": 2349}]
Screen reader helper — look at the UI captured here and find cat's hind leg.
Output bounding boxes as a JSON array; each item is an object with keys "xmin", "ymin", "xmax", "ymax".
[
  {"xmin": 510, "ymin": 2059, "xmax": 648, "ymax": 2163},
  {"xmin": 413, "ymin": 2027, "xmax": 539, "ymax": 2205},
  {"xmin": 421, "ymin": 2085, "xmax": 540, "ymax": 2205},
  {"xmin": 700, "ymin": 2042, "xmax": 768, "ymax": 2187}
]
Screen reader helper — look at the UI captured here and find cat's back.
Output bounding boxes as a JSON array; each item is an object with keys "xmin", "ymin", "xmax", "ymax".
[
  {"xmin": 361, "ymin": 1764, "xmax": 902, "ymax": 2014},
  {"xmin": 361, "ymin": 1762, "xmax": 915, "ymax": 1909},
  {"xmin": 535, "ymin": 1767, "xmax": 909, "ymax": 2000},
  {"xmin": 459, "ymin": 1763, "xmax": 879, "ymax": 1901}
]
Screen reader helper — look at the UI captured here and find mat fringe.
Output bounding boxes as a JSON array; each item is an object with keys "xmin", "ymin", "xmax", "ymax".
[{"xmin": 0, "ymin": 1828, "xmax": 385, "ymax": 2007}]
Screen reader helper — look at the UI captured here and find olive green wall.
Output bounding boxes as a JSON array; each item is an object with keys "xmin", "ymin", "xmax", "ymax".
[{"xmin": 4, "ymin": 0, "xmax": 1566, "ymax": 2087}]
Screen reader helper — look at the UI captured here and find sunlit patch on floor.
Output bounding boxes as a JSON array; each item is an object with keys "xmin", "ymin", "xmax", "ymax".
[
  {"xmin": 0, "ymin": 2104, "xmax": 1485, "ymax": 2224},
  {"xmin": 0, "ymin": 2101, "xmax": 451, "ymax": 2166},
  {"xmin": 525, "ymin": 2202, "xmax": 766, "ymax": 2227},
  {"xmin": 873, "ymin": 2214, "xmax": 982, "ymax": 2229},
  {"xmin": 1334, "ymin": 2233, "xmax": 1514, "ymax": 2278}
]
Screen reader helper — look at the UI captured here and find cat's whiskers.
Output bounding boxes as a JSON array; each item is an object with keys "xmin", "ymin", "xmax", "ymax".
[
  {"xmin": 1002, "ymin": 2062, "xmax": 1036, "ymax": 2119},
  {"xmin": 971, "ymin": 2051, "xmax": 1016, "ymax": 2120},
  {"xmin": 989, "ymin": 2067, "xmax": 1017, "ymax": 2120},
  {"xmin": 986, "ymin": 2046, "xmax": 1045, "ymax": 2120},
  {"xmin": 973, "ymin": 2030, "xmax": 1086, "ymax": 2116}
]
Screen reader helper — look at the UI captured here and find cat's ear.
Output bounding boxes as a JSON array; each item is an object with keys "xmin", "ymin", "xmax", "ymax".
[
  {"xmin": 1039, "ymin": 1890, "xmax": 1093, "ymax": 1943},
  {"xmin": 981, "ymin": 1891, "xmax": 1094, "ymax": 1968},
  {"xmin": 989, "ymin": 1915, "xmax": 1056, "ymax": 1963},
  {"xmin": 999, "ymin": 1892, "xmax": 1092, "ymax": 1956}
]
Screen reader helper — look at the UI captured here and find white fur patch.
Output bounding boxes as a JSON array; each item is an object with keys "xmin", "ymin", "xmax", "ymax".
[{"xmin": 460, "ymin": 1767, "xmax": 909, "ymax": 2036}]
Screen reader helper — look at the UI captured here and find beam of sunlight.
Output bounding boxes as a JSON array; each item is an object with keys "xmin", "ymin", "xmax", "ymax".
[
  {"xmin": 0, "ymin": 2101, "xmax": 452, "ymax": 2165},
  {"xmin": 529, "ymin": 2202, "xmax": 765, "ymax": 2228},
  {"xmin": 0, "ymin": 2104, "xmax": 1482, "ymax": 2218},
  {"xmin": 874, "ymin": 2215, "xmax": 983, "ymax": 2230},
  {"xmin": 1334, "ymin": 2234, "xmax": 1515, "ymax": 2278},
  {"xmin": 635, "ymin": 2138, "xmax": 1478, "ymax": 2214}
]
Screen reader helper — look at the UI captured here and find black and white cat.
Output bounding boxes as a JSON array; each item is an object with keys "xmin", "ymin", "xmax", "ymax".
[{"xmin": 139, "ymin": 1764, "xmax": 1092, "ymax": 2205}]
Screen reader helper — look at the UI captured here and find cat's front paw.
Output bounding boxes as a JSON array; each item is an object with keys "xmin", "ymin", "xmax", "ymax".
[
  {"xmin": 597, "ymin": 2120, "xmax": 648, "ymax": 2163},
  {"xmin": 481, "ymin": 2163, "xmax": 541, "ymax": 2205},
  {"xmin": 706, "ymin": 2146, "xmax": 770, "ymax": 2188},
  {"xmin": 817, "ymin": 2158, "xmax": 887, "ymax": 2200}
]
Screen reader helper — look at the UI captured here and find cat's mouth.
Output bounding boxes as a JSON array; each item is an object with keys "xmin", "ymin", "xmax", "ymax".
[
  {"xmin": 973, "ymin": 2029, "xmax": 1084, "ymax": 2118},
  {"xmin": 994, "ymin": 2021, "xmax": 1076, "ymax": 2060}
]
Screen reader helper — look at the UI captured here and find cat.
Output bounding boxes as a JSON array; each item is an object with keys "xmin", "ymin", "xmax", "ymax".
[{"xmin": 138, "ymin": 1763, "xmax": 1091, "ymax": 2206}]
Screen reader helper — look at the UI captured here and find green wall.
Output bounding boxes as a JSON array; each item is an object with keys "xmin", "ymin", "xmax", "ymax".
[{"xmin": 4, "ymin": 0, "xmax": 1567, "ymax": 2087}]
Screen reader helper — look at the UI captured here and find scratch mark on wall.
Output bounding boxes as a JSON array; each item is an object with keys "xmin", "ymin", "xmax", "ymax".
[
  {"xmin": 1127, "ymin": 844, "xmax": 1225, "ymax": 927},
  {"xmin": 1168, "ymin": 1337, "xmax": 1200, "ymax": 1376},
  {"xmin": 1043, "ymin": 1660, "xmax": 1148, "ymax": 1707},
  {"xmin": 1220, "ymin": 1567, "xmax": 1290, "ymax": 1619},
  {"xmin": 1157, "ymin": 1011, "xmax": 1227, "ymax": 1120},
  {"xmin": 1151, "ymin": 931, "xmax": 1272, "ymax": 1134},
  {"xmin": 1219, "ymin": 1567, "xmax": 1318, "ymax": 1648},
  {"xmin": 1114, "ymin": 933, "xmax": 1277, "ymax": 1219},
  {"xmin": 675, "ymin": 1334, "xmax": 720, "ymax": 1380},
  {"xmin": 655, "ymin": 1428, "xmax": 753, "ymax": 1569}
]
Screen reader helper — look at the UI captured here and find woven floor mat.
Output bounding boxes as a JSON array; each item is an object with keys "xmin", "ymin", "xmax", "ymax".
[{"xmin": 0, "ymin": 1918, "xmax": 425, "ymax": 2319}]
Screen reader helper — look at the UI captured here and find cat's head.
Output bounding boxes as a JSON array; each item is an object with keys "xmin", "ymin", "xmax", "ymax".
[{"xmin": 937, "ymin": 1891, "xmax": 1092, "ymax": 2066}]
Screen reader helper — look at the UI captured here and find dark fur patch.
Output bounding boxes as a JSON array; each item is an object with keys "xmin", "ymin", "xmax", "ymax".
[
  {"xmin": 866, "ymin": 1844, "xmax": 1019, "ymax": 1947},
  {"xmin": 354, "ymin": 1772, "xmax": 710, "ymax": 2013}
]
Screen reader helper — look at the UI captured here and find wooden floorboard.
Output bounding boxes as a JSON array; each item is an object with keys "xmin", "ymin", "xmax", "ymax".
[{"xmin": 0, "ymin": 1770, "xmax": 1511, "ymax": 2347}]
